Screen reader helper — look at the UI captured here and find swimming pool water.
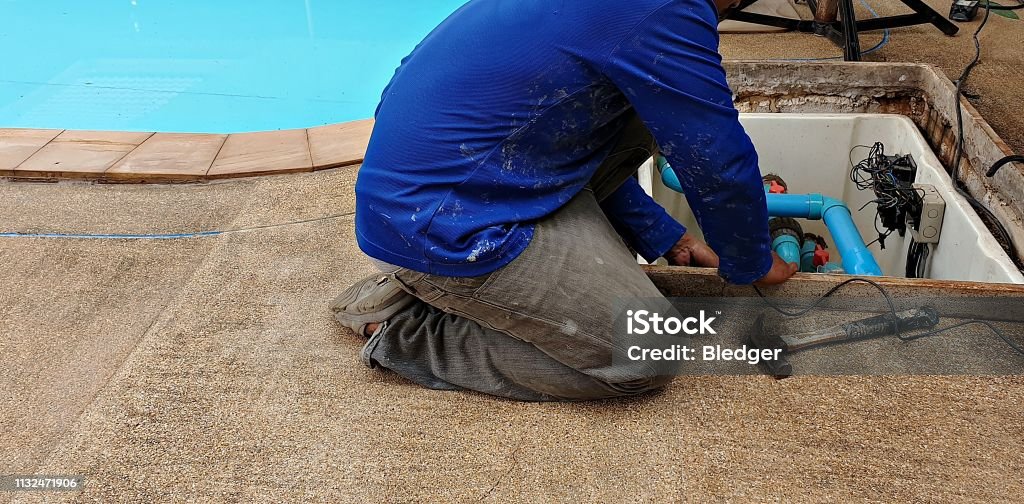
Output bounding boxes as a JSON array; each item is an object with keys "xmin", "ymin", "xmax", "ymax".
[{"xmin": 0, "ymin": 1, "xmax": 466, "ymax": 133}]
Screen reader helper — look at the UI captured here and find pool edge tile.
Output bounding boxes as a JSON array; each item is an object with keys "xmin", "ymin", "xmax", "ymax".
[
  {"xmin": 307, "ymin": 119, "xmax": 374, "ymax": 170},
  {"xmin": 3, "ymin": 118, "xmax": 369, "ymax": 180},
  {"xmin": 207, "ymin": 129, "xmax": 313, "ymax": 179},
  {"xmin": 0, "ymin": 128, "xmax": 65, "ymax": 172},
  {"xmin": 107, "ymin": 133, "xmax": 228, "ymax": 180},
  {"xmin": 14, "ymin": 130, "xmax": 153, "ymax": 176}
]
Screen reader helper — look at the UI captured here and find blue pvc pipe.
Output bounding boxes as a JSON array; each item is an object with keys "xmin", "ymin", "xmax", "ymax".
[
  {"xmin": 658, "ymin": 156, "xmax": 683, "ymax": 192},
  {"xmin": 765, "ymin": 193, "xmax": 882, "ymax": 276},
  {"xmin": 764, "ymin": 193, "xmax": 826, "ymax": 218},
  {"xmin": 772, "ymin": 234, "xmax": 801, "ymax": 266},
  {"xmin": 800, "ymin": 238, "xmax": 818, "ymax": 273},
  {"xmin": 657, "ymin": 159, "xmax": 882, "ymax": 276},
  {"xmin": 821, "ymin": 201, "xmax": 882, "ymax": 276}
]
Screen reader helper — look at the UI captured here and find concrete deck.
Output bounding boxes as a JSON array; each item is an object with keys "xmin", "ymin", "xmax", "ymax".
[
  {"xmin": 2, "ymin": 168, "xmax": 1023, "ymax": 502},
  {"xmin": 3, "ymin": 0, "xmax": 1024, "ymax": 500}
]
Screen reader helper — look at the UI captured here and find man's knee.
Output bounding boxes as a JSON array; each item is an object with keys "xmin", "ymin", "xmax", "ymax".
[
  {"xmin": 550, "ymin": 374, "xmax": 675, "ymax": 401},
  {"xmin": 606, "ymin": 373, "xmax": 675, "ymax": 397}
]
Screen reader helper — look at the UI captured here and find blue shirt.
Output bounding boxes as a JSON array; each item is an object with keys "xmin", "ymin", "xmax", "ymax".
[{"xmin": 355, "ymin": 0, "xmax": 773, "ymax": 284}]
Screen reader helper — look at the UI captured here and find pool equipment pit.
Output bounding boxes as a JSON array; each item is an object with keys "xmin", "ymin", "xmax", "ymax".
[{"xmin": 639, "ymin": 113, "xmax": 1023, "ymax": 284}]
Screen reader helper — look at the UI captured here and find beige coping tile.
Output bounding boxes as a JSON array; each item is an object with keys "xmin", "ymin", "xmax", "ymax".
[
  {"xmin": 15, "ymin": 130, "xmax": 153, "ymax": 177},
  {"xmin": 0, "ymin": 129, "xmax": 64, "ymax": 173},
  {"xmin": 106, "ymin": 133, "xmax": 228, "ymax": 180},
  {"xmin": 307, "ymin": 119, "xmax": 374, "ymax": 170},
  {"xmin": 207, "ymin": 129, "xmax": 313, "ymax": 178}
]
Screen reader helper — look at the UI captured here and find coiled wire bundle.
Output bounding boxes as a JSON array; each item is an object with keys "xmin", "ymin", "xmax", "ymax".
[{"xmin": 849, "ymin": 142, "xmax": 923, "ymax": 249}]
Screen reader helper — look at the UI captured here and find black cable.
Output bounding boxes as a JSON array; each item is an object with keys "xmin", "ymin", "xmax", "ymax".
[
  {"xmin": 849, "ymin": 143, "xmax": 922, "ymax": 248},
  {"xmin": 917, "ymin": 243, "xmax": 930, "ymax": 278},
  {"xmin": 986, "ymin": 155, "xmax": 1024, "ymax": 177},
  {"xmin": 901, "ymin": 320, "xmax": 1024, "ymax": 356},
  {"xmin": 753, "ymin": 278, "xmax": 901, "ymax": 331},
  {"xmin": 907, "ymin": 239, "xmax": 922, "ymax": 277},
  {"xmin": 950, "ymin": 1, "xmax": 989, "ymax": 176},
  {"xmin": 904, "ymin": 239, "xmax": 932, "ymax": 278},
  {"xmin": 948, "ymin": 0, "xmax": 1024, "ymax": 271},
  {"xmin": 752, "ymin": 279, "xmax": 1024, "ymax": 357}
]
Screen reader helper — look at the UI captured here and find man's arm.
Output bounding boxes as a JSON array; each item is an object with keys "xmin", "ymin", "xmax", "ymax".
[
  {"xmin": 599, "ymin": 0, "xmax": 774, "ymax": 284},
  {"xmin": 600, "ymin": 177, "xmax": 686, "ymax": 263}
]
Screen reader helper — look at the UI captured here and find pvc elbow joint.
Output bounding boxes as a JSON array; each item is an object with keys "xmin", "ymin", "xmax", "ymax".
[
  {"xmin": 772, "ymin": 234, "xmax": 802, "ymax": 265},
  {"xmin": 765, "ymin": 193, "xmax": 883, "ymax": 276},
  {"xmin": 818, "ymin": 197, "xmax": 883, "ymax": 276},
  {"xmin": 819, "ymin": 196, "xmax": 847, "ymax": 220},
  {"xmin": 658, "ymin": 156, "xmax": 683, "ymax": 193}
]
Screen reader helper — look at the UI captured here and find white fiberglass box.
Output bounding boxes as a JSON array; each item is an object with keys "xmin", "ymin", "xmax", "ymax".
[{"xmin": 638, "ymin": 113, "xmax": 1023, "ymax": 284}]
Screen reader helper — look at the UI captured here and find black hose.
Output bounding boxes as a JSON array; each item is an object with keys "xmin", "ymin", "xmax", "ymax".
[
  {"xmin": 949, "ymin": 0, "xmax": 1024, "ymax": 271},
  {"xmin": 986, "ymin": 155, "xmax": 1024, "ymax": 177}
]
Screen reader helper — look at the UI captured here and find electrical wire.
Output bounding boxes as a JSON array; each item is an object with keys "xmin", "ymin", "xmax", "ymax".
[
  {"xmin": 986, "ymin": 155, "xmax": 1024, "ymax": 177},
  {"xmin": 903, "ymin": 319, "xmax": 1024, "ymax": 356},
  {"xmin": 905, "ymin": 239, "xmax": 931, "ymax": 278},
  {"xmin": 848, "ymin": 142, "xmax": 923, "ymax": 249},
  {"xmin": 753, "ymin": 278, "xmax": 899, "ymax": 320},
  {"xmin": 951, "ymin": 0, "xmax": 993, "ymax": 175},
  {"xmin": 0, "ymin": 211, "xmax": 356, "ymax": 240},
  {"xmin": 752, "ymin": 278, "xmax": 1024, "ymax": 357},
  {"xmin": 949, "ymin": 0, "xmax": 1024, "ymax": 271},
  {"xmin": 849, "ymin": 143, "xmax": 921, "ymax": 211}
]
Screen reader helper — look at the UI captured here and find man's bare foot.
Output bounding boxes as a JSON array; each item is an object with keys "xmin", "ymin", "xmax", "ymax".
[{"xmin": 364, "ymin": 322, "xmax": 381, "ymax": 336}]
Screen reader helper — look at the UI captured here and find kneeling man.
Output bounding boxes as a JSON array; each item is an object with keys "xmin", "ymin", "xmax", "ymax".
[{"xmin": 332, "ymin": 0, "xmax": 796, "ymax": 401}]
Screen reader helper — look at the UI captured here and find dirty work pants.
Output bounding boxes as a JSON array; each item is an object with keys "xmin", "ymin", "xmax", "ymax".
[{"xmin": 363, "ymin": 115, "xmax": 681, "ymax": 401}]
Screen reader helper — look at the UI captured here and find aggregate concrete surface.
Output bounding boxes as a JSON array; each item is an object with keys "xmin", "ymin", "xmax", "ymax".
[
  {"xmin": 2, "ymin": 168, "xmax": 1022, "ymax": 502},
  {"xmin": 720, "ymin": 0, "xmax": 1024, "ymax": 155},
  {"xmin": 4, "ymin": 0, "xmax": 1024, "ymax": 499}
]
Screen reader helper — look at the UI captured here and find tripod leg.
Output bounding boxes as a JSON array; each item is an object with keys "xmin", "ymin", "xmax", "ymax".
[
  {"xmin": 813, "ymin": 0, "xmax": 840, "ymax": 35},
  {"xmin": 900, "ymin": 0, "xmax": 960, "ymax": 36},
  {"xmin": 839, "ymin": 0, "xmax": 862, "ymax": 61}
]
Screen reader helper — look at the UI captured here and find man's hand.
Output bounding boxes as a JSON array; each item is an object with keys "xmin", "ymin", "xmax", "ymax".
[
  {"xmin": 664, "ymin": 233, "xmax": 720, "ymax": 268},
  {"xmin": 754, "ymin": 252, "xmax": 799, "ymax": 286}
]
